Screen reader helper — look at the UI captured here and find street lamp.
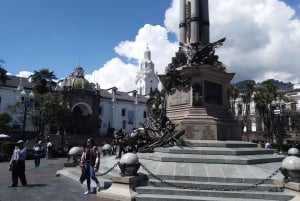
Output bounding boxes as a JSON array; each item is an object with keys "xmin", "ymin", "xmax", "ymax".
[
  {"xmin": 271, "ymin": 98, "xmax": 286, "ymax": 154},
  {"xmin": 20, "ymin": 89, "xmax": 34, "ymax": 140}
]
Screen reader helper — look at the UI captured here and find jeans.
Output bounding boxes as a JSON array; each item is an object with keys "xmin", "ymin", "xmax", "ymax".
[{"xmin": 86, "ymin": 164, "xmax": 99, "ymax": 190}]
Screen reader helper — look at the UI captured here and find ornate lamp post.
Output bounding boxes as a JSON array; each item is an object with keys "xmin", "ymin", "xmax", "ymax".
[
  {"xmin": 20, "ymin": 89, "xmax": 34, "ymax": 140},
  {"xmin": 271, "ymin": 98, "xmax": 285, "ymax": 154}
]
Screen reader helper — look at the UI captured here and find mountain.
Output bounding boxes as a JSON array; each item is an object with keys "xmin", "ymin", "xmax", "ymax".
[{"xmin": 232, "ymin": 79, "xmax": 293, "ymax": 92}]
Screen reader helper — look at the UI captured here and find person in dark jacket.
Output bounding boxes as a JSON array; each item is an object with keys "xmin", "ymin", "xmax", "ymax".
[{"xmin": 9, "ymin": 140, "xmax": 27, "ymax": 187}]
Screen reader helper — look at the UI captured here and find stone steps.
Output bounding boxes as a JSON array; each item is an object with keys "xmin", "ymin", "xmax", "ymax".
[
  {"xmin": 135, "ymin": 186, "xmax": 293, "ymax": 201},
  {"xmin": 138, "ymin": 141, "xmax": 285, "ymax": 164},
  {"xmin": 138, "ymin": 152, "xmax": 284, "ymax": 164},
  {"xmin": 185, "ymin": 140, "xmax": 258, "ymax": 148},
  {"xmin": 147, "ymin": 179, "xmax": 283, "ymax": 192},
  {"xmin": 135, "ymin": 194, "xmax": 289, "ymax": 201},
  {"xmin": 154, "ymin": 146, "xmax": 273, "ymax": 155},
  {"xmin": 95, "ymin": 140, "xmax": 294, "ymax": 201}
]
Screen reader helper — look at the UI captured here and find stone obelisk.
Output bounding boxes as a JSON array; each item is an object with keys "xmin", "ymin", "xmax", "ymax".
[{"xmin": 159, "ymin": 0, "xmax": 241, "ymax": 140}]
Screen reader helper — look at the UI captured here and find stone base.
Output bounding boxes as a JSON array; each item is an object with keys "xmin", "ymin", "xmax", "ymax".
[
  {"xmin": 275, "ymin": 180, "xmax": 300, "ymax": 192},
  {"xmin": 285, "ymin": 182, "xmax": 300, "ymax": 192},
  {"xmin": 97, "ymin": 174, "xmax": 146, "ymax": 201},
  {"xmin": 160, "ymin": 64, "xmax": 241, "ymax": 141},
  {"xmin": 180, "ymin": 117, "xmax": 241, "ymax": 141}
]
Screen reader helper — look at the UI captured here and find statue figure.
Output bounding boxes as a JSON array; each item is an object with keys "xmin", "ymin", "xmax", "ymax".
[{"xmin": 181, "ymin": 37, "xmax": 226, "ymax": 66}]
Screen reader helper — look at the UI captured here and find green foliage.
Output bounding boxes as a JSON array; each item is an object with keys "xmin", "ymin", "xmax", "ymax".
[
  {"xmin": 31, "ymin": 93, "xmax": 74, "ymax": 134},
  {"xmin": 0, "ymin": 141, "xmax": 15, "ymax": 158},
  {"xmin": 0, "ymin": 113, "xmax": 12, "ymax": 130},
  {"xmin": 227, "ymin": 85, "xmax": 240, "ymax": 116},
  {"xmin": 0, "ymin": 59, "xmax": 10, "ymax": 84},
  {"xmin": 28, "ymin": 69, "xmax": 57, "ymax": 94}
]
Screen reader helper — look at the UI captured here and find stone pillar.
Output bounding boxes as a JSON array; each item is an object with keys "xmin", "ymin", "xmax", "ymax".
[
  {"xmin": 200, "ymin": 0, "xmax": 210, "ymax": 45},
  {"xmin": 179, "ymin": 0, "xmax": 186, "ymax": 44},
  {"xmin": 190, "ymin": 0, "xmax": 199, "ymax": 43}
]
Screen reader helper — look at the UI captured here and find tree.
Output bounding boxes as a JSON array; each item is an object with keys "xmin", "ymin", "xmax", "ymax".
[
  {"xmin": 240, "ymin": 81, "xmax": 254, "ymax": 140},
  {"xmin": 253, "ymin": 79, "xmax": 278, "ymax": 143},
  {"xmin": 0, "ymin": 59, "xmax": 10, "ymax": 84},
  {"xmin": 31, "ymin": 93, "xmax": 74, "ymax": 136},
  {"xmin": 29, "ymin": 69, "xmax": 57, "ymax": 94},
  {"xmin": 0, "ymin": 113, "xmax": 12, "ymax": 132},
  {"xmin": 227, "ymin": 85, "xmax": 240, "ymax": 117}
]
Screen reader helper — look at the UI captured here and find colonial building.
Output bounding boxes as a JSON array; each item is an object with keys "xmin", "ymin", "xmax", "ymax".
[
  {"xmin": 0, "ymin": 45, "xmax": 160, "ymax": 138},
  {"xmin": 232, "ymin": 84, "xmax": 300, "ymax": 143},
  {"xmin": 0, "ymin": 76, "xmax": 35, "ymax": 132}
]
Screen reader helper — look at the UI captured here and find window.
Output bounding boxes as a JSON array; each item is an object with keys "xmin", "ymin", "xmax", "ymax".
[
  {"xmin": 121, "ymin": 108, "xmax": 126, "ymax": 116},
  {"xmin": 99, "ymin": 106, "xmax": 102, "ymax": 115},
  {"xmin": 143, "ymin": 111, "xmax": 147, "ymax": 118}
]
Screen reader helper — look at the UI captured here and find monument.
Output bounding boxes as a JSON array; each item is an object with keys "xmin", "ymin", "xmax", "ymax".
[{"xmin": 159, "ymin": 0, "xmax": 240, "ymax": 140}]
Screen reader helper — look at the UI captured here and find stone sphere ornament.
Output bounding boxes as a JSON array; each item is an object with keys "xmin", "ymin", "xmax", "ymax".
[
  {"xmin": 118, "ymin": 153, "xmax": 140, "ymax": 176},
  {"xmin": 281, "ymin": 148, "xmax": 300, "ymax": 182},
  {"xmin": 288, "ymin": 147, "xmax": 300, "ymax": 156},
  {"xmin": 102, "ymin": 144, "xmax": 112, "ymax": 156}
]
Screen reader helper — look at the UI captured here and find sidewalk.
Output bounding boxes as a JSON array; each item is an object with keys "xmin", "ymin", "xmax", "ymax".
[{"xmin": 0, "ymin": 158, "xmax": 115, "ymax": 201}]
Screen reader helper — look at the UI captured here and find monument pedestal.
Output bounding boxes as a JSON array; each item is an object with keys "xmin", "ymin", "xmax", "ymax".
[
  {"xmin": 97, "ymin": 174, "xmax": 146, "ymax": 201},
  {"xmin": 160, "ymin": 65, "xmax": 241, "ymax": 140}
]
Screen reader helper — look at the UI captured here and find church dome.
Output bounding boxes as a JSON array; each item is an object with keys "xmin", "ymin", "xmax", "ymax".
[{"xmin": 60, "ymin": 66, "xmax": 94, "ymax": 91}]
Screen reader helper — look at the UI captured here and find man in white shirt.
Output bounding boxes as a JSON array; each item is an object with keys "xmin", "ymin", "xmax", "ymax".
[
  {"xmin": 9, "ymin": 140, "xmax": 27, "ymax": 187},
  {"xmin": 46, "ymin": 138, "xmax": 53, "ymax": 159}
]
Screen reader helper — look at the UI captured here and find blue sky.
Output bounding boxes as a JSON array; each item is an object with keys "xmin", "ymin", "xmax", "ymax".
[
  {"xmin": 1, "ymin": 0, "xmax": 300, "ymax": 91},
  {"xmin": 0, "ymin": 0, "xmax": 172, "ymax": 77}
]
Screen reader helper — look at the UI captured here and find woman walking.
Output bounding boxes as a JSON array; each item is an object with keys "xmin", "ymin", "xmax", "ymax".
[{"xmin": 80, "ymin": 138, "xmax": 100, "ymax": 194}]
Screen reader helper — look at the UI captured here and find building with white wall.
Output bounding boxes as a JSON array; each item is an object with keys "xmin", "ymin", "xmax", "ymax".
[{"xmin": 0, "ymin": 76, "xmax": 35, "ymax": 132}]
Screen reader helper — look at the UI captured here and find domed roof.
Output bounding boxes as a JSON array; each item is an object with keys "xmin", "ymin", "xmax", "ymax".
[{"xmin": 60, "ymin": 66, "xmax": 94, "ymax": 90}]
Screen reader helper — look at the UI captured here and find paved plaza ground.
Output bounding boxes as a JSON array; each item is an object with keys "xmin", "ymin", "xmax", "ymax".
[{"xmin": 0, "ymin": 157, "xmax": 113, "ymax": 201}]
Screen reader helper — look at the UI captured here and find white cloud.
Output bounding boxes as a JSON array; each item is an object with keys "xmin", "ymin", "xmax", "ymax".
[
  {"xmin": 19, "ymin": 0, "xmax": 300, "ymax": 91},
  {"xmin": 16, "ymin": 71, "xmax": 33, "ymax": 78},
  {"xmin": 209, "ymin": 0, "xmax": 300, "ymax": 83},
  {"xmin": 87, "ymin": 0, "xmax": 300, "ymax": 92},
  {"xmin": 86, "ymin": 24, "xmax": 177, "ymax": 91}
]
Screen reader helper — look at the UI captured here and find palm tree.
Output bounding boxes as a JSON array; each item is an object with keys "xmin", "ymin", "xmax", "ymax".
[
  {"xmin": 29, "ymin": 69, "xmax": 57, "ymax": 94},
  {"xmin": 254, "ymin": 79, "xmax": 277, "ymax": 142},
  {"xmin": 227, "ymin": 85, "xmax": 240, "ymax": 117},
  {"xmin": 0, "ymin": 59, "xmax": 10, "ymax": 84},
  {"xmin": 240, "ymin": 82, "xmax": 254, "ymax": 140}
]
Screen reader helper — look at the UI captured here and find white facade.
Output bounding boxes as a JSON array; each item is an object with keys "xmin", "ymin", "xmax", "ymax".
[
  {"xmin": 99, "ymin": 87, "xmax": 147, "ymax": 135},
  {"xmin": 233, "ymin": 84, "xmax": 300, "ymax": 133},
  {"xmin": 136, "ymin": 45, "xmax": 159, "ymax": 95},
  {"xmin": 0, "ymin": 76, "xmax": 35, "ymax": 132}
]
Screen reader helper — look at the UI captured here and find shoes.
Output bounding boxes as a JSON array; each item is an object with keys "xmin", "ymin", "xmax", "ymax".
[{"xmin": 84, "ymin": 190, "xmax": 91, "ymax": 195}]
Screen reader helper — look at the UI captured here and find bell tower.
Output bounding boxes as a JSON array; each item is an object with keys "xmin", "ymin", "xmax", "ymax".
[{"xmin": 136, "ymin": 45, "xmax": 159, "ymax": 95}]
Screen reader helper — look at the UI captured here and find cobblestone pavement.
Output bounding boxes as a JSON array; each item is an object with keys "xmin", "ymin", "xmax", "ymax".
[{"xmin": 0, "ymin": 158, "xmax": 114, "ymax": 201}]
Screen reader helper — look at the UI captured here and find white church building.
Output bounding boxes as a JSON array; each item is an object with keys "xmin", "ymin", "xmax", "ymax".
[{"xmin": 0, "ymin": 45, "xmax": 159, "ymax": 137}]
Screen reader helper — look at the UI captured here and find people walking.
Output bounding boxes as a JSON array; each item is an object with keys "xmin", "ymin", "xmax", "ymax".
[
  {"xmin": 79, "ymin": 138, "xmax": 100, "ymax": 195},
  {"xmin": 9, "ymin": 140, "xmax": 27, "ymax": 187},
  {"xmin": 265, "ymin": 142, "xmax": 272, "ymax": 149},
  {"xmin": 33, "ymin": 140, "xmax": 43, "ymax": 167},
  {"xmin": 45, "ymin": 138, "xmax": 53, "ymax": 159}
]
